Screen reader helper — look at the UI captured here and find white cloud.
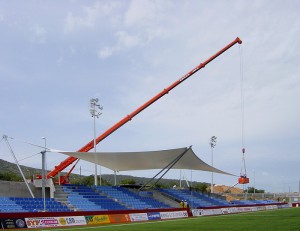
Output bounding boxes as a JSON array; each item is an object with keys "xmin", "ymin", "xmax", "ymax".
[
  {"xmin": 97, "ymin": 30, "xmax": 141, "ymax": 59},
  {"xmin": 124, "ymin": 0, "xmax": 170, "ymax": 27},
  {"xmin": 95, "ymin": 0, "xmax": 175, "ymax": 59},
  {"xmin": 56, "ymin": 56, "xmax": 63, "ymax": 66},
  {"xmin": 64, "ymin": 10, "xmax": 94, "ymax": 33},
  {"xmin": 262, "ymin": 172, "xmax": 269, "ymax": 176},
  {"xmin": 64, "ymin": 1, "xmax": 121, "ymax": 33},
  {"xmin": 97, "ymin": 46, "xmax": 115, "ymax": 59},
  {"xmin": 124, "ymin": 0, "xmax": 174, "ymax": 42},
  {"xmin": 31, "ymin": 24, "xmax": 47, "ymax": 44},
  {"xmin": 116, "ymin": 30, "xmax": 140, "ymax": 48}
]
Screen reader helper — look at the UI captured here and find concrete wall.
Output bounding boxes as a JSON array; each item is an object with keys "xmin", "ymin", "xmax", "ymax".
[{"xmin": 0, "ymin": 180, "xmax": 49, "ymax": 198}]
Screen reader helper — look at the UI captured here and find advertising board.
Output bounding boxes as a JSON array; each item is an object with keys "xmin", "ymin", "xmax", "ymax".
[
  {"xmin": 1, "ymin": 218, "xmax": 27, "ymax": 229},
  {"xmin": 85, "ymin": 215, "xmax": 110, "ymax": 225},
  {"xmin": 108, "ymin": 214, "xmax": 131, "ymax": 224},
  {"xmin": 129, "ymin": 213, "xmax": 148, "ymax": 222},
  {"xmin": 25, "ymin": 216, "xmax": 86, "ymax": 228},
  {"xmin": 25, "ymin": 217, "xmax": 59, "ymax": 228},
  {"xmin": 147, "ymin": 212, "xmax": 161, "ymax": 220},
  {"xmin": 160, "ymin": 210, "xmax": 188, "ymax": 220},
  {"xmin": 57, "ymin": 216, "xmax": 86, "ymax": 227}
]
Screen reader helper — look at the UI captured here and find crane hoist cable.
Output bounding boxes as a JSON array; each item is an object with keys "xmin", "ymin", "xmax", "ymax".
[{"xmin": 238, "ymin": 44, "xmax": 249, "ymax": 185}]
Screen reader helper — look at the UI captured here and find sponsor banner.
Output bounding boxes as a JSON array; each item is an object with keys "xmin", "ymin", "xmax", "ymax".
[
  {"xmin": 227, "ymin": 207, "xmax": 239, "ymax": 214},
  {"xmin": 221, "ymin": 208, "xmax": 230, "ymax": 214},
  {"xmin": 129, "ymin": 213, "xmax": 149, "ymax": 222},
  {"xmin": 253, "ymin": 207, "xmax": 259, "ymax": 211},
  {"xmin": 236, "ymin": 207, "xmax": 253, "ymax": 213},
  {"xmin": 147, "ymin": 212, "xmax": 161, "ymax": 220},
  {"xmin": 25, "ymin": 217, "xmax": 59, "ymax": 228},
  {"xmin": 108, "ymin": 214, "xmax": 131, "ymax": 224},
  {"xmin": 201, "ymin": 209, "xmax": 223, "ymax": 216},
  {"xmin": 266, "ymin": 205, "xmax": 277, "ymax": 210},
  {"xmin": 85, "ymin": 215, "xmax": 110, "ymax": 225},
  {"xmin": 25, "ymin": 216, "xmax": 86, "ymax": 229},
  {"xmin": 211, "ymin": 209, "xmax": 222, "ymax": 215},
  {"xmin": 160, "ymin": 211, "xmax": 188, "ymax": 220},
  {"xmin": 278, "ymin": 204, "xmax": 291, "ymax": 209},
  {"xmin": 254, "ymin": 206, "xmax": 261, "ymax": 211},
  {"xmin": 192, "ymin": 209, "xmax": 204, "ymax": 217},
  {"xmin": 192, "ymin": 205, "xmax": 283, "ymax": 218},
  {"xmin": 1, "ymin": 218, "xmax": 27, "ymax": 229},
  {"xmin": 58, "ymin": 216, "xmax": 86, "ymax": 227}
]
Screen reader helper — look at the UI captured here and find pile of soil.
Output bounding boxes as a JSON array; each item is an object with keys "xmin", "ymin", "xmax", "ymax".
[{"xmin": 213, "ymin": 185, "xmax": 243, "ymax": 194}]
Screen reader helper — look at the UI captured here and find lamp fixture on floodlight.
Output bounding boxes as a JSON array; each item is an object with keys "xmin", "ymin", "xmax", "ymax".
[
  {"xmin": 210, "ymin": 136, "xmax": 217, "ymax": 194},
  {"xmin": 90, "ymin": 98, "xmax": 103, "ymax": 186}
]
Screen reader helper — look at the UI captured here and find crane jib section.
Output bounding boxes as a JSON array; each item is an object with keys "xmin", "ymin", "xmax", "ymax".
[{"xmin": 47, "ymin": 37, "xmax": 242, "ymax": 180}]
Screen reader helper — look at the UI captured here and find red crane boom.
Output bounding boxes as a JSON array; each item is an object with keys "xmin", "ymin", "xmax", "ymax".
[{"xmin": 48, "ymin": 37, "xmax": 242, "ymax": 183}]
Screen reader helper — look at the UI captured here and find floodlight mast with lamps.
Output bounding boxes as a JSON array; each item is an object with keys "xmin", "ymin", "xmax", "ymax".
[
  {"xmin": 210, "ymin": 136, "xmax": 217, "ymax": 193},
  {"xmin": 90, "ymin": 98, "xmax": 103, "ymax": 186}
]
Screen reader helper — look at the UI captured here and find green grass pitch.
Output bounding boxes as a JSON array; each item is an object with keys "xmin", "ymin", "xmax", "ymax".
[{"xmin": 40, "ymin": 208, "xmax": 300, "ymax": 231}]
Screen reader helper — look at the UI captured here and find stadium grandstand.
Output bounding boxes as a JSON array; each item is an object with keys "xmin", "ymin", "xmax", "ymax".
[
  {"xmin": 0, "ymin": 182, "xmax": 282, "ymax": 213},
  {"xmin": 0, "ymin": 37, "xmax": 293, "ymax": 229},
  {"xmin": 0, "ymin": 145, "xmax": 292, "ymax": 229}
]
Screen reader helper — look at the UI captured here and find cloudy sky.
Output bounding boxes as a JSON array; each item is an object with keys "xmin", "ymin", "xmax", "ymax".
[{"xmin": 0, "ymin": 0, "xmax": 299, "ymax": 193}]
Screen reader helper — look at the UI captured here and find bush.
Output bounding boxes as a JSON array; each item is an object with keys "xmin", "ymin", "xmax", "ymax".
[{"xmin": 0, "ymin": 172, "xmax": 22, "ymax": 181}]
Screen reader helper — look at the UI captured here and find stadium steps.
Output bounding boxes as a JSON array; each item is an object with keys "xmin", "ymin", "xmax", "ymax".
[
  {"xmin": 159, "ymin": 189, "xmax": 227, "ymax": 208},
  {"xmin": 96, "ymin": 186, "xmax": 171, "ymax": 210},
  {"xmin": 128, "ymin": 188, "xmax": 178, "ymax": 208},
  {"xmin": 54, "ymin": 185, "xmax": 76, "ymax": 211},
  {"xmin": 62, "ymin": 185, "xmax": 128, "ymax": 211},
  {"xmin": 151, "ymin": 189, "xmax": 180, "ymax": 208}
]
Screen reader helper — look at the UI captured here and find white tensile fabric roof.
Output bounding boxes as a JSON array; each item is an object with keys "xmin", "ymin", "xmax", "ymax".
[{"xmin": 59, "ymin": 147, "xmax": 234, "ymax": 176}]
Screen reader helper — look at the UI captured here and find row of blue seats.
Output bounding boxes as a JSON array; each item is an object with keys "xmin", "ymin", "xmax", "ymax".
[
  {"xmin": 68, "ymin": 195, "xmax": 108, "ymax": 199},
  {"xmin": 22, "ymin": 204, "xmax": 68, "ymax": 209},
  {"xmin": 63, "ymin": 185, "xmax": 171, "ymax": 210},
  {"xmin": 15, "ymin": 200, "xmax": 62, "ymax": 205},
  {"xmin": 0, "ymin": 197, "xmax": 71, "ymax": 213},
  {"xmin": 160, "ymin": 189, "xmax": 278, "ymax": 207},
  {"xmin": 186, "ymin": 190, "xmax": 232, "ymax": 206},
  {"xmin": 231, "ymin": 199, "xmax": 277, "ymax": 205},
  {"xmin": 0, "ymin": 208, "xmax": 26, "ymax": 212},
  {"xmin": 160, "ymin": 189, "xmax": 217, "ymax": 207},
  {"xmin": 9, "ymin": 197, "xmax": 55, "ymax": 201},
  {"xmin": 96, "ymin": 186, "xmax": 170, "ymax": 209},
  {"xmin": 63, "ymin": 185, "xmax": 128, "ymax": 211}
]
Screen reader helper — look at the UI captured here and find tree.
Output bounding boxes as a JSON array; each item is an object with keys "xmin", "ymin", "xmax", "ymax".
[
  {"xmin": 194, "ymin": 182, "xmax": 210, "ymax": 193},
  {"xmin": 0, "ymin": 172, "xmax": 22, "ymax": 181},
  {"xmin": 154, "ymin": 182, "xmax": 165, "ymax": 188},
  {"xmin": 70, "ymin": 175, "xmax": 112, "ymax": 186},
  {"xmin": 120, "ymin": 178, "xmax": 136, "ymax": 185},
  {"xmin": 245, "ymin": 187, "xmax": 265, "ymax": 193}
]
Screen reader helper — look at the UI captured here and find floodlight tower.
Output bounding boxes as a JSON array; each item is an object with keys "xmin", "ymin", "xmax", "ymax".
[
  {"xmin": 41, "ymin": 137, "xmax": 47, "ymax": 211},
  {"xmin": 90, "ymin": 98, "xmax": 103, "ymax": 186},
  {"xmin": 210, "ymin": 136, "xmax": 217, "ymax": 193}
]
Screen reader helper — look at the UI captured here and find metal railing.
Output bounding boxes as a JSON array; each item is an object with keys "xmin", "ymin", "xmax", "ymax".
[{"xmin": 223, "ymin": 192, "xmax": 300, "ymax": 201}]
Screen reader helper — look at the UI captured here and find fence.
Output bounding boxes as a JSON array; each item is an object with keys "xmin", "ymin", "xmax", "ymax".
[{"xmin": 224, "ymin": 192, "xmax": 300, "ymax": 201}]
